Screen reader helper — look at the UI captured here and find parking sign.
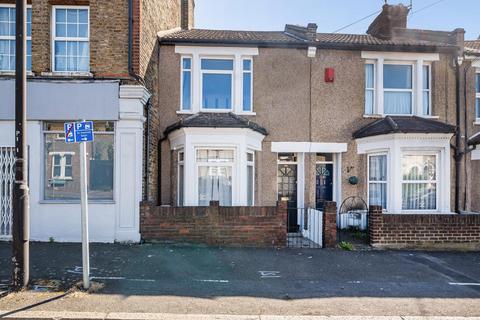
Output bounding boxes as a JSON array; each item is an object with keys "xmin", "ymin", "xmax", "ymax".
[
  {"xmin": 64, "ymin": 123, "xmax": 75, "ymax": 143},
  {"xmin": 75, "ymin": 121, "xmax": 94, "ymax": 142}
]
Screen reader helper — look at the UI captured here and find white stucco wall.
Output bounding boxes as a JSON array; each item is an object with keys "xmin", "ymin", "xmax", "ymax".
[{"xmin": 0, "ymin": 84, "xmax": 148, "ymax": 243}]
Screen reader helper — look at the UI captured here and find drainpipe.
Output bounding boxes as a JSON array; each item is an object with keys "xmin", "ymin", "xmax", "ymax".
[
  {"xmin": 143, "ymin": 98, "xmax": 151, "ymax": 201},
  {"xmin": 454, "ymin": 53, "xmax": 462, "ymax": 213}
]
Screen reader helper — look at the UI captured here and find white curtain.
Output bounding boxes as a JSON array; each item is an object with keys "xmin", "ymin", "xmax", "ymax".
[
  {"xmin": 401, "ymin": 155, "xmax": 437, "ymax": 210},
  {"xmin": 365, "ymin": 64, "xmax": 374, "ymax": 114},
  {"xmin": 368, "ymin": 155, "xmax": 387, "ymax": 209},
  {"xmin": 198, "ymin": 166, "xmax": 232, "ymax": 206},
  {"xmin": 384, "ymin": 91, "xmax": 412, "ymax": 114}
]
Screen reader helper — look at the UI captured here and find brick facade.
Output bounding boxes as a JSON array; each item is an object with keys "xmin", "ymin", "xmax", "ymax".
[
  {"xmin": 369, "ymin": 205, "xmax": 480, "ymax": 250},
  {"xmin": 322, "ymin": 201, "xmax": 337, "ymax": 248},
  {"xmin": 140, "ymin": 201, "xmax": 287, "ymax": 247}
]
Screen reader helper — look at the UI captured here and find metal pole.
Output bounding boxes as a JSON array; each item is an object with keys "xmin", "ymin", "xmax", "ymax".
[
  {"xmin": 79, "ymin": 140, "xmax": 90, "ymax": 289},
  {"xmin": 12, "ymin": 0, "xmax": 29, "ymax": 290}
]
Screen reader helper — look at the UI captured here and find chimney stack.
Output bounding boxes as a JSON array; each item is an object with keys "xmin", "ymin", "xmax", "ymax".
[
  {"xmin": 181, "ymin": 0, "xmax": 190, "ymax": 30},
  {"xmin": 367, "ymin": 4, "xmax": 410, "ymax": 40}
]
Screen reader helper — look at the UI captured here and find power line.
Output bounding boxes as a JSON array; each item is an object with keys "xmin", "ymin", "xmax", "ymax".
[
  {"xmin": 332, "ymin": 10, "xmax": 381, "ymax": 33},
  {"xmin": 410, "ymin": 0, "xmax": 447, "ymax": 16}
]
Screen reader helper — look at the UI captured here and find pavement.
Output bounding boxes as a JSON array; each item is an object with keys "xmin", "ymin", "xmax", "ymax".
[{"xmin": 0, "ymin": 242, "xmax": 480, "ymax": 318}]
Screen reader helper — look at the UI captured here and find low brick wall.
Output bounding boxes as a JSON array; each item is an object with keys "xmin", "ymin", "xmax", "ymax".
[
  {"xmin": 369, "ymin": 205, "xmax": 480, "ymax": 250},
  {"xmin": 323, "ymin": 201, "xmax": 338, "ymax": 248},
  {"xmin": 140, "ymin": 201, "xmax": 287, "ymax": 247}
]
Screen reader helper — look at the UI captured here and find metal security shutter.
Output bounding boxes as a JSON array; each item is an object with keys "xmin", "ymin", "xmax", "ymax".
[{"xmin": 0, "ymin": 147, "xmax": 15, "ymax": 238}]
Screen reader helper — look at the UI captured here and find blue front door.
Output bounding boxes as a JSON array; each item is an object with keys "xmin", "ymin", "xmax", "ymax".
[{"xmin": 316, "ymin": 163, "xmax": 333, "ymax": 210}]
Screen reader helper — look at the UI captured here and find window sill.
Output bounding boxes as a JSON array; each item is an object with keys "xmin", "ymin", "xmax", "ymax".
[
  {"xmin": 0, "ymin": 71, "xmax": 34, "ymax": 76},
  {"xmin": 474, "ymin": 120, "xmax": 480, "ymax": 126},
  {"xmin": 237, "ymin": 111, "xmax": 256, "ymax": 116},
  {"xmin": 39, "ymin": 200, "xmax": 115, "ymax": 205},
  {"xmin": 41, "ymin": 71, "xmax": 93, "ymax": 78},
  {"xmin": 177, "ymin": 110, "xmax": 194, "ymax": 115},
  {"xmin": 364, "ymin": 114, "xmax": 439, "ymax": 119}
]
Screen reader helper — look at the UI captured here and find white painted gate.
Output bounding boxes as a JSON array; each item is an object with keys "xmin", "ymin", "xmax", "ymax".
[{"xmin": 0, "ymin": 147, "xmax": 15, "ymax": 238}]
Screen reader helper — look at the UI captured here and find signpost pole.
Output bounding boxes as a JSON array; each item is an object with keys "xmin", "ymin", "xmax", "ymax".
[
  {"xmin": 79, "ymin": 140, "xmax": 90, "ymax": 289},
  {"xmin": 12, "ymin": 0, "xmax": 29, "ymax": 290}
]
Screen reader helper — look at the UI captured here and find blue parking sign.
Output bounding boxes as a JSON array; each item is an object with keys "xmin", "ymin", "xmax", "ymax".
[
  {"xmin": 64, "ymin": 121, "xmax": 94, "ymax": 143},
  {"xmin": 75, "ymin": 121, "xmax": 94, "ymax": 142},
  {"xmin": 64, "ymin": 123, "xmax": 75, "ymax": 143}
]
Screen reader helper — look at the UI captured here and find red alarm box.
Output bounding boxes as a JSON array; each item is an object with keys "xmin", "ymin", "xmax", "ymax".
[{"xmin": 325, "ymin": 68, "xmax": 335, "ymax": 83}]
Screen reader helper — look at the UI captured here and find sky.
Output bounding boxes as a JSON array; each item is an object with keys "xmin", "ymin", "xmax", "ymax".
[{"xmin": 195, "ymin": 0, "xmax": 480, "ymax": 40}]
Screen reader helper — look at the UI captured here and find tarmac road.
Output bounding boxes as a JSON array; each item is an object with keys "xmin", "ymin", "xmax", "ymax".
[{"xmin": 0, "ymin": 242, "xmax": 479, "ymax": 316}]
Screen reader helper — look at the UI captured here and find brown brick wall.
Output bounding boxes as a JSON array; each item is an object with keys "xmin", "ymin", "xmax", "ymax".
[
  {"xmin": 140, "ymin": 201, "xmax": 288, "ymax": 247},
  {"xmin": 323, "ymin": 201, "xmax": 337, "ymax": 248},
  {"xmin": 29, "ymin": 0, "xmax": 130, "ymax": 77},
  {"xmin": 369, "ymin": 205, "xmax": 480, "ymax": 250}
]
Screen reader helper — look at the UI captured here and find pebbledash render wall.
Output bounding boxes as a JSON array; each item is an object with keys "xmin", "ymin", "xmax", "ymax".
[
  {"xmin": 156, "ymin": 44, "xmax": 458, "ymax": 210},
  {"xmin": 369, "ymin": 206, "xmax": 480, "ymax": 250}
]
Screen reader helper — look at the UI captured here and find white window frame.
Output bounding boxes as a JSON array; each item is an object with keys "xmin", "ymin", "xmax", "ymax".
[
  {"xmin": 175, "ymin": 46, "xmax": 259, "ymax": 115},
  {"xmin": 200, "ymin": 56, "xmax": 234, "ymax": 112},
  {"xmin": 51, "ymin": 5, "xmax": 90, "ymax": 74},
  {"xmin": 242, "ymin": 58, "xmax": 253, "ymax": 112},
  {"xmin": 50, "ymin": 151, "xmax": 75, "ymax": 180},
  {"xmin": 42, "ymin": 121, "xmax": 115, "ymax": 203},
  {"xmin": 364, "ymin": 63, "xmax": 375, "ymax": 114},
  {"xmin": 194, "ymin": 147, "xmax": 236, "ymax": 206},
  {"xmin": 367, "ymin": 152, "xmax": 388, "ymax": 211},
  {"xmin": 246, "ymin": 151, "xmax": 254, "ymax": 206},
  {"xmin": 177, "ymin": 149, "xmax": 184, "ymax": 206},
  {"xmin": 401, "ymin": 152, "xmax": 439, "ymax": 212},
  {"xmin": 422, "ymin": 64, "xmax": 432, "ymax": 116},
  {"xmin": 180, "ymin": 56, "xmax": 192, "ymax": 111},
  {"xmin": 0, "ymin": 4, "xmax": 31, "ymax": 72},
  {"xmin": 362, "ymin": 52, "xmax": 440, "ymax": 118},
  {"xmin": 476, "ymin": 71, "xmax": 480, "ymax": 123},
  {"xmin": 383, "ymin": 61, "xmax": 415, "ymax": 116}
]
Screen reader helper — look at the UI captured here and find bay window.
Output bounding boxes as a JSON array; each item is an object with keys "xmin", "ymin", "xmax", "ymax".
[
  {"xmin": 362, "ymin": 52, "xmax": 438, "ymax": 117},
  {"xmin": 196, "ymin": 149, "xmax": 234, "ymax": 206},
  {"xmin": 383, "ymin": 64, "xmax": 413, "ymax": 114},
  {"xmin": 53, "ymin": 6, "xmax": 89, "ymax": 72},
  {"xmin": 176, "ymin": 46, "xmax": 258, "ymax": 114},
  {"xmin": 0, "ymin": 5, "xmax": 31, "ymax": 72},
  {"xmin": 402, "ymin": 154, "xmax": 437, "ymax": 210},
  {"xmin": 178, "ymin": 150, "xmax": 184, "ymax": 206},
  {"xmin": 368, "ymin": 154, "xmax": 387, "ymax": 210},
  {"xmin": 44, "ymin": 121, "xmax": 114, "ymax": 201}
]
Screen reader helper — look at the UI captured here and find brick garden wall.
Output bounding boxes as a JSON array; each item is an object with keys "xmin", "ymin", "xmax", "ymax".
[
  {"xmin": 369, "ymin": 205, "xmax": 480, "ymax": 250},
  {"xmin": 140, "ymin": 201, "xmax": 287, "ymax": 247}
]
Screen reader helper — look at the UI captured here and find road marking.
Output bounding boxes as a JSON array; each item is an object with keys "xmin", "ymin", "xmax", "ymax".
[
  {"xmin": 259, "ymin": 271, "xmax": 281, "ymax": 278},
  {"xmin": 91, "ymin": 276, "xmax": 126, "ymax": 280},
  {"xmin": 449, "ymin": 282, "xmax": 480, "ymax": 286},
  {"xmin": 194, "ymin": 279, "xmax": 230, "ymax": 283}
]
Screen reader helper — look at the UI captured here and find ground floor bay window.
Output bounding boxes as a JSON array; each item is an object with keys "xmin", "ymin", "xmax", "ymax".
[
  {"xmin": 168, "ymin": 125, "xmax": 265, "ymax": 206},
  {"xmin": 357, "ymin": 133, "xmax": 453, "ymax": 213}
]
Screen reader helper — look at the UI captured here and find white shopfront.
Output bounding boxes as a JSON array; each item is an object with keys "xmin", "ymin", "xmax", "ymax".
[{"xmin": 0, "ymin": 80, "xmax": 148, "ymax": 242}]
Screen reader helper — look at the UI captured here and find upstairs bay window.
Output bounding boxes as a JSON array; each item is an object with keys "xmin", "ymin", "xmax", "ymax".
[
  {"xmin": 0, "ymin": 5, "xmax": 32, "ymax": 72},
  {"xmin": 362, "ymin": 52, "xmax": 437, "ymax": 117},
  {"xmin": 176, "ymin": 46, "xmax": 259, "ymax": 114},
  {"xmin": 53, "ymin": 6, "xmax": 89, "ymax": 73}
]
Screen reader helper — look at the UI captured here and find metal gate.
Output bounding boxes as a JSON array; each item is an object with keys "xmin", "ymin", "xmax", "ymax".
[
  {"xmin": 287, "ymin": 207, "xmax": 323, "ymax": 248},
  {"xmin": 0, "ymin": 147, "xmax": 15, "ymax": 238}
]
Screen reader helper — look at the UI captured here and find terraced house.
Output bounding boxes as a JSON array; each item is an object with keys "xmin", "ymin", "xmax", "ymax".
[
  {"xmin": 0, "ymin": 0, "xmax": 194, "ymax": 242},
  {"xmin": 144, "ymin": 3, "xmax": 480, "ymax": 248}
]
